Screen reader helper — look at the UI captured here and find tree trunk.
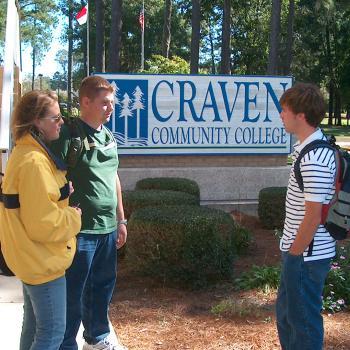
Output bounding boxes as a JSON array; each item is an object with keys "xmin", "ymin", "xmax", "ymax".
[
  {"xmin": 267, "ymin": 0, "xmax": 281, "ymax": 75},
  {"xmin": 284, "ymin": 0, "xmax": 294, "ymax": 75},
  {"xmin": 31, "ymin": 45, "xmax": 36, "ymax": 90},
  {"xmin": 335, "ymin": 87, "xmax": 342, "ymax": 126},
  {"xmin": 220, "ymin": 0, "xmax": 231, "ymax": 74},
  {"xmin": 95, "ymin": 0, "xmax": 105, "ymax": 72},
  {"xmin": 190, "ymin": 0, "xmax": 200, "ymax": 74},
  {"xmin": 325, "ymin": 22, "xmax": 334, "ymax": 126},
  {"xmin": 162, "ymin": 0, "xmax": 172, "ymax": 58},
  {"xmin": 81, "ymin": 0, "xmax": 87, "ymax": 76},
  {"xmin": 328, "ymin": 81, "xmax": 334, "ymax": 126},
  {"xmin": 208, "ymin": 19, "xmax": 215, "ymax": 74},
  {"xmin": 108, "ymin": 0, "xmax": 123, "ymax": 72},
  {"xmin": 67, "ymin": 0, "xmax": 73, "ymax": 115}
]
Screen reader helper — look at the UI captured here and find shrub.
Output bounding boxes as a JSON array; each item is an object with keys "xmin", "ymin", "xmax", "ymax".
[
  {"xmin": 126, "ymin": 205, "xmax": 237, "ymax": 288},
  {"xmin": 143, "ymin": 55, "xmax": 190, "ymax": 74},
  {"xmin": 258, "ymin": 187, "xmax": 287, "ymax": 229},
  {"xmin": 235, "ymin": 265, "xmax": 281, "ymax": 294},
  {"xmin": 233, "ymin": 244, "xmax": 350, "ymax": 313},
  {"xmin": 233, "ymin": 224, "xmax": 254, "ymax": 255},
  {"xmin": 122, "ymin": 189, "xmax": 199, "ymax": 219},
  {"xmin": 323, "ymin": 243, "xmax": 350, "ymax": 312},
  {"xmin": 135, "ymin": 177, "xmax": 200, "ymax": 199}
]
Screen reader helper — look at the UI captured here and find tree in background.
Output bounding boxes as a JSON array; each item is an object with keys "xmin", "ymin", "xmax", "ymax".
[
  {"xmin": 55, "ymin": 49, "xmax": 69, "ymax": 78},
  {"xmin": 283, "ymin": 0, "xmax": 294, "ymax": 75},
  {"xmin": 95, "ymin": 0, "xmax": 105, "ymax": 72},
  {"xmin": 162, "ymin": 0, "xmax": 172, "ymax": 58},
  {"xmin": 15, "ymin": 0, "xmax": 350, "ymax": 117},
  {"xmin": 19, "ymin": 0, "xmax": 57, "ymax": 89},
  {"xmin": 228, "ymin": 0, "xmax": 270, "ymax": 75},
  {"xmin": 190, "ymin": 0, "xmax": 200, "ymax": 74},
  {"xmin": 144, "ymin": 54, "xmax": 189, "ymax": 74},
  {"xmin": 267, "ymin": 0, "xmax": 281, "ymax": 74},
  {"xmin": 220, "ymin": 0, "xmax": 231, "ymax": 74},
  {"xmin": 293, "ymin": 0, "xmax": 350, "ymax": 125},
  {"xmin": 108, "ymin": 0, "xmax": 123, "ymax": 72},
  {"xmin": 50, "ymin": 71, "xmax": 67, "ymax": 101}
]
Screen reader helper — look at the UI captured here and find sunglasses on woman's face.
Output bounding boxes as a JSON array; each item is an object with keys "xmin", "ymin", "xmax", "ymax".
[{"xmin": 42, "ymin": 113, "xmax": 63, "ymax": 123}]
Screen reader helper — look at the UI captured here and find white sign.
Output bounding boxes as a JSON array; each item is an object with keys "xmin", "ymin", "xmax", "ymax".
[{"xmin": 100, "ymin": 74, "xmax": 292, "ymax": 155}]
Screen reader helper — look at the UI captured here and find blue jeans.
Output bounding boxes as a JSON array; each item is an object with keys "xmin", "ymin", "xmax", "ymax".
[
  {"xmin": 276, "ymin": 252, "xmax": 331, "ymax": 350},
  {"xmin": 20, "ymin": 276, "xmax": 66, "ymax": 350},
  {"xmin": 60, "ymin": 231, "xmax": 117, "ymax": 350}
]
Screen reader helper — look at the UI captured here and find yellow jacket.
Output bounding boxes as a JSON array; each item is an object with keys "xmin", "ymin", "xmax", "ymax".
[{"xmin": 0, "ymin": 133, "xmax": 81, "ymax": 285}]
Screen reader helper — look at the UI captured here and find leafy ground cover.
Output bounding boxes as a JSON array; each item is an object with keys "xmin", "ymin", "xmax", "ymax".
[{"xmin": 109, "ymin": 211, "xmax": 350, "ymax": 349}]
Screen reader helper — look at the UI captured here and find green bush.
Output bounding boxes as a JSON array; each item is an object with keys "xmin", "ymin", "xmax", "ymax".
[
  {"xmin": 323, "ymin": 243, "xmax": 350, "ymax": 312},
  {"xmin": 122, "ymin": 189, "xmax": 199, "ymax": 219},
  {"xmin": 233, "ymin": 224, "xmax": 254, "ymax": 255},
  {"xmin": 143, "ymin": 55, "xmax": 190, "ymax": 74},
  {"xmin": 258, "ymin": 187, "xmax": 287, "ymax": 229},
  {"xmin": 135, "ymin": 177, "xmax": 200, "ymax": 199},
  {"xmin": 126, "ymin": 205, "xmax": 237, "ymax": 288},
  {"xmin": 235, "ymin": 265, "xmax": 281, "ymax": 294}
]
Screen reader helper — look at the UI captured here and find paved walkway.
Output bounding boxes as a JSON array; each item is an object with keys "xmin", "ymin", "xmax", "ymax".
[{"xmin": 0, "ymin": 275, "xmax": 85, "ymax": 349}]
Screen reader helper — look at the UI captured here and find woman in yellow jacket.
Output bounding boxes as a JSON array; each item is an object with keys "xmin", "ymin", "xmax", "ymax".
[{"xmin": 0, "ymin": 90, "xmax": 81, "ymax": 350}]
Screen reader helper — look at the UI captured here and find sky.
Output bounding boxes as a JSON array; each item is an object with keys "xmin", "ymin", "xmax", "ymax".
[{"xmin": 21, "ymin": 19, "xmax": 64, "ymax": 78}]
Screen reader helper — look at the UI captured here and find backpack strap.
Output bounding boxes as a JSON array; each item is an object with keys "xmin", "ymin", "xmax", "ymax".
[
  {"xmin": 294, "ymin": 139, "xmax": 336, "ymax": 192},
  {"xmin": 64, "ymin": 117, "xmax": 90, "ymax": 169},
  {"xmin": 293, "ymin": 138, "xmax": 337, "ymax": 256}
]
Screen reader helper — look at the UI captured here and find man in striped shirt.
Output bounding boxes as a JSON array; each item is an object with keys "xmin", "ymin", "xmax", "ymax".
[{"xmin": 276, "ymin": 83, "xmax": 336, "ymax": 350}]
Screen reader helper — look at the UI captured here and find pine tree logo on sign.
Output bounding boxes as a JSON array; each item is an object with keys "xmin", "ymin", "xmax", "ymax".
[{"xmin": 106, "ymin": 79, "xmax": 148, "ymax": 146}]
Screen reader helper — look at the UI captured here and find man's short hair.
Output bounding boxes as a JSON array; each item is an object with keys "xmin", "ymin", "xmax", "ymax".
[
  {"xmin": 279, "ymin": 83, "xmax": 326, "ymax": 127},
  {"xmin": 79, "ymin": 76, "xmax": 114, "ymax": 102}
]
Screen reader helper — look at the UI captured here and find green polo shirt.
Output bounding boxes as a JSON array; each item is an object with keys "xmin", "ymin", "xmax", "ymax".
[{"xmin": 51, "ymin": 119, "xmax": 119, "ymax": 234}]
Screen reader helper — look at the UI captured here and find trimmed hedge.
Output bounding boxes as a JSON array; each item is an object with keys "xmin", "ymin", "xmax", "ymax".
[
  {"xmin": 126, "ymin": 205, "xmax": 237, "ymax": 288},
  {"xmin": 135, "ymin": 177, "xmax": 200, "ymax": 199},
  {"xmin": 122, "ymin": 190, "xmax": 199, "ymax": 219},
  {"xmin": 258, "ymin": 187, "xmax": 287, "ymax": 229}
]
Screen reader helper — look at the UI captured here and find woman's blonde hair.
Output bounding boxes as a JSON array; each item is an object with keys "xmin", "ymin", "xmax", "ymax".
[{"xmin": 11, "ymin": 90, "xmax": 58, "ymax": 141}]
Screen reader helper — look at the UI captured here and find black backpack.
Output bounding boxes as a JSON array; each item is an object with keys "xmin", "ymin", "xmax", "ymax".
[
  {"xmin": 63, "ymin": 116, "xmax": 89, "ymax": 169},
  {"xmin": 63, "ymin": 117, "xmax": 116, "ymax": 169},
  {"xmin": 294, "ymin": 136, "xmax": 350, "ymax": 242}
]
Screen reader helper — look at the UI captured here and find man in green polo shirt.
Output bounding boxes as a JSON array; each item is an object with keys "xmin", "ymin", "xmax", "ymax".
[{"xmin": 52, "ymin": 76, "xmax": 128, "ymax": 350}]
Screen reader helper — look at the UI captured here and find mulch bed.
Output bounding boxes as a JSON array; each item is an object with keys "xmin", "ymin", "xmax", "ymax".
[{"xmin": 110, "ymin": 211, "xmax": 350, "ymax": 350}]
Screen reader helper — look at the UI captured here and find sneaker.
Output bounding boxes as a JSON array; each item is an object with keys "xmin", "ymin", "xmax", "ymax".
[{"xmin": 82, "ymin": 335, "xmax": 128, "ymax": 350}]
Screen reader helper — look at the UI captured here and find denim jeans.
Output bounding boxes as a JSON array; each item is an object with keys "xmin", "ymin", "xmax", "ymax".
[
  {"xmin": 60, "ymin": 231, "xmax": 117, "ymax": 350},
  {"xmin": 20, "ymin": 276, "xmax": 66, "ymax": 350},
  {"xmin": 276, "ymin": 252, "xmax": 331, "ymax": 350}
]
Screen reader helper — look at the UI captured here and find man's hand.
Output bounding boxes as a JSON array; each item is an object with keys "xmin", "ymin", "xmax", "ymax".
[
  {"xmin": 117, "ymin": 223, "xmax": 127, "ymax": 249},
  {"xmin": 69, "ymin": 181, "xmax": 74, "ymax": 195}
]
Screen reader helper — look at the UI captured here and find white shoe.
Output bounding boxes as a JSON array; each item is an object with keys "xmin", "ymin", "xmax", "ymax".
[{"xmin": 82, "ymin": 335, "xmax": 128, "ymax": 350}]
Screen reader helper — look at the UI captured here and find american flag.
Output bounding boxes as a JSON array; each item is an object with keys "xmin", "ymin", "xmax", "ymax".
[{"xmin": 139, "ymin": 9, "xmax": 144, "ymax": 31}]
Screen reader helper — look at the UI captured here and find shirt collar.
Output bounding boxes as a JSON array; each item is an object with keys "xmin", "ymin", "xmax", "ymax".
[{"xmin": 293, "ymin": 128, "xmax": 324, "ymax": 153}]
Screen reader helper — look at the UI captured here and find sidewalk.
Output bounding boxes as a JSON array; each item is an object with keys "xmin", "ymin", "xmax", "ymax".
[
  {"xmin": 0, "ymin": 275, "xmax": 23, "ymax": 349},
  {"xmin": 0, "ymin": 275, "xmax": 85, "ymax": 349}
]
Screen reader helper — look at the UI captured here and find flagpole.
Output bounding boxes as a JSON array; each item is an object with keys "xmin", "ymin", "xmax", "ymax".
[
  {"xmin": 87, "ymin": 1, "xmax": 90, "ymax": 76},
  {"xmin": 141, "ymin": 0, "xmax": 144, "ymax": 71}
]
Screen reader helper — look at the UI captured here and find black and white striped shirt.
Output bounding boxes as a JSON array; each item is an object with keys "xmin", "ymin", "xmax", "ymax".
[{"xmin": 280, "ymin": 128, "xmax": 336, "ymax": 261}]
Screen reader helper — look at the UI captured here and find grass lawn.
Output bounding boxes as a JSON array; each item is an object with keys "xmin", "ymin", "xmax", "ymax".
[{"xmin": 321, "ymin": 118, "xmax": 350, "ymax": 138}]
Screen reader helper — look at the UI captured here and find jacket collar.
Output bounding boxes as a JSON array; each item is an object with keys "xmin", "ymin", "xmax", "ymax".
[{"xmin": 17, "ymin": 133, "xmax": 67, "ymax": 171}]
